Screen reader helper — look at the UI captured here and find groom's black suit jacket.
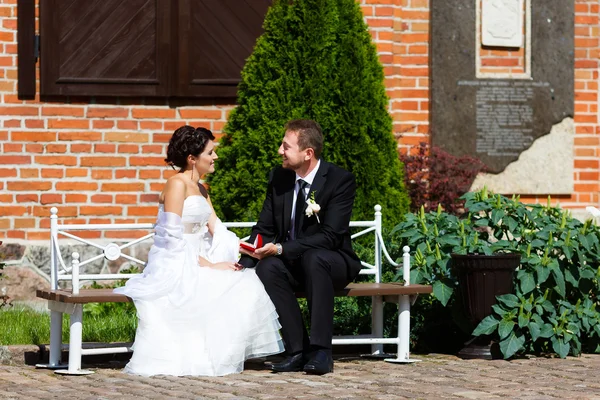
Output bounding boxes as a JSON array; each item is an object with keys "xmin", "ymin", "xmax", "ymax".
[{"xmin": 240, "ymin": 160, "xmax": 362, "ymax": 280}]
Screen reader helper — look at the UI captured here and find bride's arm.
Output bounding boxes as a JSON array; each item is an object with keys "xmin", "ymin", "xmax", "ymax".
[
  {"xmin": 198, "ymin": 255, "xmax": 242, "ymax": 271},
  {"xmin": 162, "ymin": 178, "xmax": 186, "ymax": 216}
]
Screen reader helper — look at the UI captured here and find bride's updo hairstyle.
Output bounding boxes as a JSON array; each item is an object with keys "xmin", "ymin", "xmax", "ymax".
[{"xmin": 165, "ymin": 125, "xmax": 215, "ymax": 170}]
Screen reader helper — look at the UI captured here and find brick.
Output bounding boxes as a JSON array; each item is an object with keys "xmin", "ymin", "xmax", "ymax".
[
  {"xmin": 574, "ymin": 160, "xmax": 599, "ymax": 169},
  {"xmin": 41, "ymin": 168, "xmax": 64, "ymax": 178},
  {"xmin": 41, "ymin": 106, "xmax": 85, "ymax": 117},
  {"xmin": 19, "ymin": 169, "xmax": 38, "ymax": 178},
  {"xmin": 65, "ymin": 194, "xmax": 87, "ymax": 203},
  {"xmin": 128, "ymin": 206, "xmax": 158, "ymax": 216},
  {"xmin": 8, "ymin": 230, "xmax": 26, "ymax": 239},
  {"xmin": 80, "ymin": 157, "xmax": 126, "ymax": 167},
  {"xmin": 116, "ymin": 120, "xmax": 138, "ymax": 130},
  {"xmin": 0, "ymin": 206, "xmax": 28, "ymax": 216},
  {"xmin": 116, "ymin": 194, "xmax": 138, "ymax": 204},
  {"xmin": 105, "ymin": 131, "xmax": 149, "ymax": 143},
  {"xmin": 92, "ymin": 120, "xmax": 115, "ymax": 129},
  {"xmin": 401, "ymin": 33, "xmax": 429, "ymax": 43},
  {"xmin": 0, "ymin": 155, "xmax": 31, "ymax": 164},
  {"xmin": 8, "ymin": 181, "xmax": 52, "ymax": 191},
  {"xmin": 3, "ymin": 119, "xmax": 20, "ymax": 128},
  {"xmin": 106, "ymin": 230, "xmax": 151, "ymax": 239},
  {"xmin": 58, "ymin": 131, "xmax": 103, "ymax": 142},
  {"xmin": 164, "ymin": 121, "xmax": 185, "ymax": 131},
  {"xmin": 141, "ymin": 145, "xmax": 164, "ymax": 154},
  {"xmin": 0, "ymin": 168, "xmax": 17, "ymax": 177},
  {"xmin": 71, "ymin": 143, "xmax": 92, "ymax": 153},
  {"xmin": 140, "ymin": 193, "xmax": 160, "ymax": 203},
  {"xmin": 151, "ymin": 182, "xmax": 166, "ymax": 191},
  {"xmin": 46, "ymin": 144, "xmax": 67, "ymax": 153},
  {"xmin": 25, "ymin": 119, "xmax": 45, "ymax": 129},
  {"xmin": 575, "ymin": 60, "xmax": 598, "ymax": 69},
  {"xmin": 65, "ymin": 168, "xmax": 88, "ymax": 177},
  {"xmin": 11, "ymin": 131, "xmax": 57, "ymax": 141},
  {"xmin": 94, "ymin": 144, "xmax": 116, "ymax": 153},
  {"xmin": 91, "ymin": 194, "xmax": 113, "ymax": 203},
  {"xmin": 25, "ymin": 144, "xmax": 44, "ymax": 153},
  {"xmin": 79, "ymin": 206, "xmax": 123, "ymax": 216},
  {"xmin": 26, "ymin": 231, "xmax": 51, "ymax": 240},
  {"xmin": 131, "ymin": 108, "xmax": 177, "ymax": 119},
  {"xmin": 3, "ymin": 143, "xmax": 21, "ymax": 152},
  {"xmin": 55, "ymin": 182, "xmax": 98, "ymax": 191},
  {"xmin": 115, "ymin": 170, "xmax": 136, "ymax": 179},
  {"xmin": 579, "ymin": 171, "xmax": 600, "ymax": 181},
  {"xmin": 14, "ymin": 218, "xmax": 35, "ymax": 229},
  {"xmin": 33, "ymin": 206, "xmax": 78, "ymax": 217},
  {"xmin": 92, "ymin": 170, "xmax": 113, "ymax": 179},
  {"xmin": 15, "ymin": 194, "xmax": 38, "ymax": 202},
  {"xmin": 48, "ymin": 119, "xmax": 90, "ymax": 129},
  {"xmin": 40, "ymin": 194, "xmax": 62, "ymax": 205},
  {"xmin": 103, "ymin": 183, "xmax": 145, "ymax": 192},
  {"xmin": 130, "ymin": 156, "xmax": 166, "ymax": 166},
  {"xmin": 139, "ymin": 121, "xmax": 162, "ymax": 130},
  {"xmin": 36, "ymin": 155, "xmax": 78, "ymax": 166},
  {"xmin": 153, "ymin": 133, "xmax": 171, "ymax": 143},
  {"xmin": 87, "ymin": 107, "xmax": 129, "ymax": 118},
  {"xmin": 118, "ymin": 144, "xmax": 140, "ymax": 153},
  {"xmin": 0, "ymin": 106, "xmax": 38, "ymax": 116},
  {"xmin": 179, "ymin": 109, "xmax": 223, "ymax": 119}
]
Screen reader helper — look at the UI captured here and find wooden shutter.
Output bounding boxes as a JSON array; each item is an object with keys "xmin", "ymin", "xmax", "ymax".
[
  {"xmin": 175, "ymin": 0, "xmax": 270, "ymax": 97},
  {"xmin": 40, "ymin": 0, "xmax": 171, "ymax": 97}
]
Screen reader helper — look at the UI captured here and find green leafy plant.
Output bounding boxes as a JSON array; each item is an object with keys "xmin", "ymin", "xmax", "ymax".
[
  {"xmin": 208, "ymin": 0, "xmax": 410, "ymax": 225},
  {"xmin": 391, "ymin": 188, "xmax": 600, "ymax": 358}
]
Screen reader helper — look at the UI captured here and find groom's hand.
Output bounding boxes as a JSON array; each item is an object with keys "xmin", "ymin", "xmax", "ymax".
[{"xmin": 254, "ymin": 243, "xmax": 278, "ymax": 259}]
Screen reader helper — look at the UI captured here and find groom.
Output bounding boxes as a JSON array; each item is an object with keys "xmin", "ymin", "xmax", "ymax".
[{"xmin": 239, "ymin": 119, "xmax": 362, "ymax": 375}]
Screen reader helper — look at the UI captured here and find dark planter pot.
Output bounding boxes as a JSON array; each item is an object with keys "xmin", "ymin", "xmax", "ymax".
[{"xmin": 452, "ymin": 252, "xmax": 520, "ymax": 359}]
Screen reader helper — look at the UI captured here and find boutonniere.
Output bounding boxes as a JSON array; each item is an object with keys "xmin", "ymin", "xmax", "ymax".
[{"xmin": 305, "ymin": 191, "xmax": 321, "ymax": 223}]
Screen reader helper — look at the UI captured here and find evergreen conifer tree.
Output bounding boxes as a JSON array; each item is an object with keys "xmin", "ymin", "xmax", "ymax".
[{"xmin": 209, "ymin": 0, "xmax": 410, "ymax": 225}]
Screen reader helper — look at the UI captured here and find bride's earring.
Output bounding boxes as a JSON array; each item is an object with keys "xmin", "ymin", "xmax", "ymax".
[{"xmin": 191, "ymin": 162, "xmax": 196, "ymax": 182}]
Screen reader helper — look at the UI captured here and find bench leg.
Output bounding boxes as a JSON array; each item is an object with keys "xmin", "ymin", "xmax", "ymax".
[
  {"xmin": 56, "ymin": 305, "xmax": 94, "ymax": 375},
  {"xmin": 371, "ymin": 295, "xmax": 384, "ymax": 355},
  {"xmin": 36, "ymin": 310, "xmax": 68, "ymax": 369},
  {"xmin": 385, "ymin": 295, "xmax": 420, "ymax": 363}
]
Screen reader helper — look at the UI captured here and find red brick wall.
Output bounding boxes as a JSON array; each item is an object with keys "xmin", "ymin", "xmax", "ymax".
[{"xmin": 0, "ymin": 0, "xmax": 598, "ymax": 240}]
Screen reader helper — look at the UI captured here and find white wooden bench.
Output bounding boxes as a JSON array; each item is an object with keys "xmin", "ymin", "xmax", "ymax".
[{"xmin": 36, "ymin": 205, "xmax": 432, "ymax": 375}]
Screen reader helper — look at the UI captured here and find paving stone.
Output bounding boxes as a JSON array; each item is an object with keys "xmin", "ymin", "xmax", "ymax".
[{"xmin": 1, "ymin": 354, "xmax": 600, "ymax": 399}]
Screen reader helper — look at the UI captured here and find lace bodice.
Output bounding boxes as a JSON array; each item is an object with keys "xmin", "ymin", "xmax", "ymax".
[{"xmin": 158, "ymin": 195, "xmax": 212, "ymax": 234}]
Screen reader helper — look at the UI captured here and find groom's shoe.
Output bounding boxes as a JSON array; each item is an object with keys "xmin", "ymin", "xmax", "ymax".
[
  {"xmin": 303, "ymin": 350, "xmax": 333, "ymax": 375},
  {"xmin": 270, "ymin": 353, "xmax": 305, "ymax": 373}
]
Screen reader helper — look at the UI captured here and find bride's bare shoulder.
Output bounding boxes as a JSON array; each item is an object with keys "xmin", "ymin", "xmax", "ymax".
[{"xmin": 160, "ymin": 174, "xmax": 187, "ymax": 204}]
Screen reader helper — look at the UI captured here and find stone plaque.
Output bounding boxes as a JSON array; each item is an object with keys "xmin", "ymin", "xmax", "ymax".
[
  {"xmin": 482, "ymin": 0, "xmax": 524, "ymax": 47},
  {"xmin": 431, "ymin": 0, "xmax": 574, "ymax": 174}
]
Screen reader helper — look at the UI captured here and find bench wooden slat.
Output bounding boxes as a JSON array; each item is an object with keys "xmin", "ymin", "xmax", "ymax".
[
  {"xmin": 341, "ymin": 283, "xmax": 432, "ymax": 297},
  {"xmin": 36, "ymin": 289, "xmax": 131, "ymax": 304},
  {"xmin": 38, "ymin": 283, "xmax": 432, "ymax": 304}
]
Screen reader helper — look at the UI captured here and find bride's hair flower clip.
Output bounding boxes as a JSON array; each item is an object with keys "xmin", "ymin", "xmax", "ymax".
[{"xmin": 305, "ymin": 191, "xmax": 321, "ymax": 223}]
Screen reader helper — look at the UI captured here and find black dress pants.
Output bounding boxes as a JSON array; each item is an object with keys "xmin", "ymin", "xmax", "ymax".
[{"xmin": 255, "ymin": 249, "xmax": 350, "ymax": 355}]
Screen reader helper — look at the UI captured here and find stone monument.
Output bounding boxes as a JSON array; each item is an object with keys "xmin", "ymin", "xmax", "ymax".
[{"xmin": 431, "ymin": 0, "xmax": 574, "ymax": 194}]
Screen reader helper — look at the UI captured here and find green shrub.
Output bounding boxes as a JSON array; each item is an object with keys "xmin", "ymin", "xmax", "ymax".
[
  {"xmin": 391, "ymin": 188, "xmax": 600, "ymax": 358},
  {"xmin": 208, "ymin": 0, "xmax": 410, "ymax": 225}
]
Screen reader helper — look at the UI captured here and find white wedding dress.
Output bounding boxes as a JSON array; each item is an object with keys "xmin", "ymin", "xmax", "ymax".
[{"xmin": 114, "ymin": 195, "xmax": 284, "ymax": 376}]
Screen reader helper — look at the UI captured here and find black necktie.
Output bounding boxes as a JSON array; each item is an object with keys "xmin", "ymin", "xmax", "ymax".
[{"xmin": 293, "ymin": 179, "xmax": 309, "ymax": 239}]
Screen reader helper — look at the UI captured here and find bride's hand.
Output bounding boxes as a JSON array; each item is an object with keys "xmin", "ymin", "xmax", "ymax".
[{"xmin": 209, "ymin": 261, "xmax": 243, "ymax": 271}]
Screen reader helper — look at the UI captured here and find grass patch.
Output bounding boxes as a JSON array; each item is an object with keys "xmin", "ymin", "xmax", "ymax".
[{"xmin": 0, "ymin": 305, "xmax": 137, "ymax": 345}]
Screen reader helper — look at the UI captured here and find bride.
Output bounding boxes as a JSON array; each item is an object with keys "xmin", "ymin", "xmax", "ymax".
[{"xmin": 114, "ymin": 126, "xmax": 284, "ymax": 377}]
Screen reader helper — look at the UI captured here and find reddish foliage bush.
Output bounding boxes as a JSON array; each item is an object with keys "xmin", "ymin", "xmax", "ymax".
[{"xmin": 400, "ymin": 142, "xmax": 488, "ymax": 214}]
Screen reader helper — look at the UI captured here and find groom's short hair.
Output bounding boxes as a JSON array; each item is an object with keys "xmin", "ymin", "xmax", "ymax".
[{"xmin": 285, "ymin": 119, "xmax": 324, "ymax": 159}]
